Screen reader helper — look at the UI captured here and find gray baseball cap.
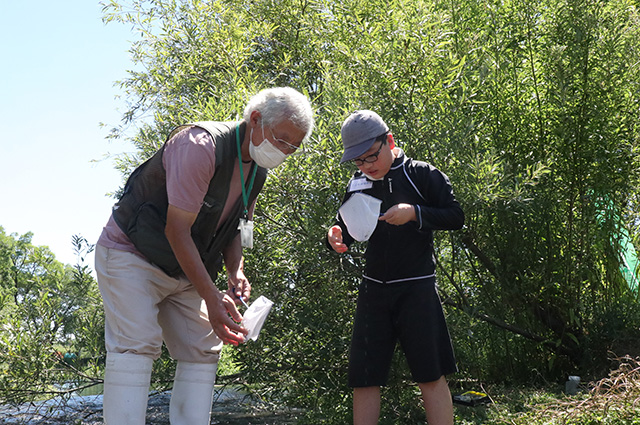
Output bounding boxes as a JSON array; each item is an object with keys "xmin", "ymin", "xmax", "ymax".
[{"xmin": 340, "ymin": 110, "xmax": 389, "ymax": 163}]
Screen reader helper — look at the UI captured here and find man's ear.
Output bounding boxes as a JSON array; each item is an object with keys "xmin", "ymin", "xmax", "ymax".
[
  {"xmin": 387, "ymin": 133, "xmax": 395, "ymax": 149},
  {"xmin": 249, "ymin": 110, "xmax": 262, "ymax": 128}
]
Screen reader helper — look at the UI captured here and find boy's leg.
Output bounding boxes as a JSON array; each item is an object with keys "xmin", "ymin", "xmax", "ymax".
[
  {"xmin": 396, "ymin": 279, "xmax": 456, "ymax": 425},
  {"xmin": 349, "ymin": 282, "xmax": 394, "ymax": 425},
  {"xmin": 353, "ymin": 386, "xmax": 381, "ymax": 425},
  {"xmin": 418, "ymin": 376, "xmax": 453, "ymax": 425}
]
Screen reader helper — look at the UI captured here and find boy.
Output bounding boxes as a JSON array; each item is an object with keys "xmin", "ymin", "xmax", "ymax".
[{"xmin": 327, "ymin": 110, "xmax": 464, "ymax": 425}]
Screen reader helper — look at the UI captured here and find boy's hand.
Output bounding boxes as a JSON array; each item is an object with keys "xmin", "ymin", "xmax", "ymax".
[
  {"xmin": 328, "ymin": 225, "xmax": 348, "ymax": 253},
  {"xmin": 379, "ymin": 203, "xmax": 416, "ymax": 226}
]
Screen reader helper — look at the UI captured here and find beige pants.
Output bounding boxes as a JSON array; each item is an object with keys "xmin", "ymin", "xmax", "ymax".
[{"xmin": 95, "ymin": 245, "xmax": 222, "ymax": 363}]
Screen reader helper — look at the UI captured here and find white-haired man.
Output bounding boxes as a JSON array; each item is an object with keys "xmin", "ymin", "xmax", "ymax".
[{"xmin": 96, "ymin": 87, "xmax": 314, "ymax": 425}]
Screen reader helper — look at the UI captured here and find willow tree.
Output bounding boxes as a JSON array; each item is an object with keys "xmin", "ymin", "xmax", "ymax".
[
  {"xmin": 102, "ymin": 0, "xmax": 640, "ymax": 421},
  {"xmin": 0, "ymin": 229, "xmax": 102, "ymax": 405}
]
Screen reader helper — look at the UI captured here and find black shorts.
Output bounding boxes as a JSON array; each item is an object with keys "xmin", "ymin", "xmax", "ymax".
[{"xmin": 348, "ymin": 277, "xmax": 457, "ymax": 387}]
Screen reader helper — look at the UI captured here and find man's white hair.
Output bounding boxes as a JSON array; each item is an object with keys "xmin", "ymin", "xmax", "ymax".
[{"xmin": 243, "ymin": 87, "xmax": 314, "ymax": 139}]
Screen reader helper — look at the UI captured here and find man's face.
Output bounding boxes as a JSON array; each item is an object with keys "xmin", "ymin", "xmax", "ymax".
[
  {"xmin": 267, "ymin": 119, "xmax": 306, "ymax": 154},
  {"xmin": 354, "ymin": 136, "xmax": 394, "ymax": 179},
  {"xmin": 250, "ymin": 114, "xmax": 306, "ymax": 155}
]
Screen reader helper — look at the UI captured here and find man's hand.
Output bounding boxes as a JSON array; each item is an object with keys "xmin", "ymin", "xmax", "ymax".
[
  {"xmin": 328, "ymin": 225, "xmax": 348, "ymax": 253},
  {"xmin": 166, "ymin": 205, "xmax": 248, "ymax": 345},
  {"xmin": 379, "ymin": 203, "xmax": 416, "ymax": 226},
  {"xmin": 227, "ymin": 268, "xmax": 251, "ymax": 306},
  {"xmin": 204, "ymin": 291, "xmax": 248, "ymax": 346}
]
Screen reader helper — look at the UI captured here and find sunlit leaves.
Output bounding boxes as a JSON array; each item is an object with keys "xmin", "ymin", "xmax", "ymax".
[
  {"xmin": 99, "ymin": 0, "xmax": 640, "ymax": 420},
  {"xmin": 0, "ymin": 228, "xmax": 104, "ymax": 405}
]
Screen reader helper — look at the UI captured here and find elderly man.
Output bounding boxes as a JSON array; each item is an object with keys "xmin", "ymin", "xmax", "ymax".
[{"xmin": 96, "ymin": 87, "xmax": 314, "ymax": 425}]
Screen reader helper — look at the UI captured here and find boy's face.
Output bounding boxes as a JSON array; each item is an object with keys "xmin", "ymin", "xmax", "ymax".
[{"xmin": 354, "ymin": 135, "xmax": 395, "ymax": 180}]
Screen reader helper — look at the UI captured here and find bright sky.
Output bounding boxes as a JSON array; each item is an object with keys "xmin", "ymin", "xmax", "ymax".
[{"xmin": 0, "ymin": 1, "xmax": 136, "ymax": 266}]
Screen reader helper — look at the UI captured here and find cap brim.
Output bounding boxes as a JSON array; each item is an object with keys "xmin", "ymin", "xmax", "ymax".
[{"xmin": 340, "ymin": 137, "xmax": 376, "ymax": 163}]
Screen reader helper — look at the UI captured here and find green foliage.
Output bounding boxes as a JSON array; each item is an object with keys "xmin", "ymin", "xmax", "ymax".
[
  {"xmin": 0, "ymin": 228, "xmax": 104, "ymax": 405},
  {"xmin": 438, "ymin": 0, "xmax": 640, "ymax": 380},
  {"xmin": 99, "ymin": 0, "xmax": 640, "ymax": 422},
  {"xmin": 472, "ymin": 356, "xmax": 640, "ymax": 424}
]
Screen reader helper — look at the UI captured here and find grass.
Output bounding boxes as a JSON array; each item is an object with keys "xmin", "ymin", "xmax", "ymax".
[{"xmin": 454, "ymin": 355, "xmax": 640, "ymax": 424}]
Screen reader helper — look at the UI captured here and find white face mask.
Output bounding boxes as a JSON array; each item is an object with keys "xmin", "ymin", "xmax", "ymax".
[
  {"xmin": 249, "ymin": 125, "xmax": 288, "ymax": 169},
  {"xmin": 338, "ymin": 193, "xmax": 382, "ymax": 242},
  {"xmin": 364, "ymin": 173, "xmax": 384, "ymax": 181}
]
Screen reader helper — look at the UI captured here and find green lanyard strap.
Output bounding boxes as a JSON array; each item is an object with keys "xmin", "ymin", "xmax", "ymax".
[{"xmin": 236, "ymin": 125, "xmax": 258, "ymax": 218}]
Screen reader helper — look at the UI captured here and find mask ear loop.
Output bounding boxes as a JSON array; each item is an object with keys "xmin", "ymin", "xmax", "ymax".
[
  {"xmin": 236, "ymin": 125, "xmax": 258, "ymax": 219},
  {"xmin": 260, "ymin": 120, "xmax": 267, "ymax": 144}
]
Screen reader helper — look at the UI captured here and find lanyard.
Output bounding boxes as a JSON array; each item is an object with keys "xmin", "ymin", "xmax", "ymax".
[{"xmin": 236, "ymin": 124, "xmax": 258, "ymax": 218}]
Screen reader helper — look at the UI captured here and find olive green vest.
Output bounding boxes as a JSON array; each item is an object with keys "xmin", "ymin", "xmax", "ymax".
[{"xmin": 112, "ymin": 121, "xmax": 267, "ymax": 277}]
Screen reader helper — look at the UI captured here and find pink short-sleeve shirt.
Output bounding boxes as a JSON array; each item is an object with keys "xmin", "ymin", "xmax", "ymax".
[{"xmin": 97, "ymin": 125, "xmax": 255, "ymax": 254}]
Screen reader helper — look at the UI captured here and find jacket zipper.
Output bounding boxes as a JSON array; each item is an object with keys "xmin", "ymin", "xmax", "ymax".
[{"xmin": 382, "ymin": 176, "xmax": 393, "ymax": 283}]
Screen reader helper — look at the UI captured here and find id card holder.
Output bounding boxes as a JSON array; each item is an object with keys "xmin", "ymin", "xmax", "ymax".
[{"xmin": 238, "ymin": 218, "xmax": 254, "ymax": 249}]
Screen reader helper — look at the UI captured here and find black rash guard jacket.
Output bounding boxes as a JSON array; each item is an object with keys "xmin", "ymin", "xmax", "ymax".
[{"xmin": 332, "ymin": 148, "xmax": 464, "ymax": 284}]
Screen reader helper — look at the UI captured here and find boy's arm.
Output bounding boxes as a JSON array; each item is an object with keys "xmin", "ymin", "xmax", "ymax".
[
  {"xmin": 327, "ymin": 225, "xmax": 348, "ymax": 253},
  {"xmin": 378, "ymin": 203, "xmax": 417, "ymax": 225},
  {"xmin": 325, "ymin": 187, "xmax": 356, "ymax": 252},
  {"xmin": 325, "ymin": 218, "xmax": 355, "ymax": 252},
  {"xmin": 413, "ymin": 166, "xmax": 465, "ymax": 231}
]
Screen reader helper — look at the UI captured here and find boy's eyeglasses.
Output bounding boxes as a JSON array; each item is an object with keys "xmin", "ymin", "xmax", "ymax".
[{"xmin": 352, "ymin": 140, "xmax": 385, "ymax": 166}]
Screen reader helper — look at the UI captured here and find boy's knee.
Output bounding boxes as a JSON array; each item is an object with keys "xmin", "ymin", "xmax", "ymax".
[{"xmin": 418, "ymin": 376, "xmax": 449, "ymax": 394}]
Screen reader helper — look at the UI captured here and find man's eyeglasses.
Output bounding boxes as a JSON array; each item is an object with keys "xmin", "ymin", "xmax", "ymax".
[
  {"xmin": 352, "ymin": 138, "xmax": 386, "ymax": 166},
  {"xmin": 269, "ymin": 128, "xmax": 302, "ymax": 155}
]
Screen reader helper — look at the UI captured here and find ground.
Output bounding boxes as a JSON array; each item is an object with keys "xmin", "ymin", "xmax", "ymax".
[{"xmin": 0, "ymin": 388, "xmax": 300, "ymax": 425}]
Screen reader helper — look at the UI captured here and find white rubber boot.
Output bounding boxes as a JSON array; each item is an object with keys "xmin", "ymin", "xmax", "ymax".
[
  {"xmin": 169, "ymin": 361, "xmax": 218, "ymax": 425},
  {"xmin": 103, "ymin": 352, "xmax": 153, "ymax": 425}
]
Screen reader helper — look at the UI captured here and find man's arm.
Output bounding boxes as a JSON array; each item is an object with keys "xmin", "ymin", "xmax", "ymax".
[
  {"xmin": 165, "ymin": 204, "xmax": 247, "ymax": 345},
  {"xmin": 221, "ymin": 234, "xmax": 251, "ymax": 304}
]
